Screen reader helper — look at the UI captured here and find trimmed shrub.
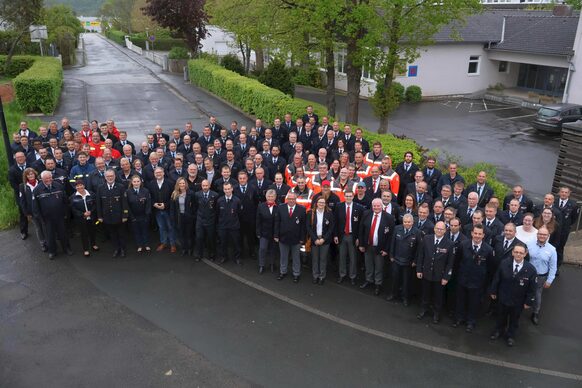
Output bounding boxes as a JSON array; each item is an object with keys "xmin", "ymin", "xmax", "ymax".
[
  {"xmin": 393, "ymin": 82, "xmax": 405, "ymax": 103},
  {"xmin": 168, "ymin": 46, "xmax": 189, "ymax": 60},
  {"xmin": 131, "ymin": 36, "xmax": 187, "ymax": 51},
  {"xmin": 259, "ymin": 59, "xmax": 295, "ymax": 96},
  {"xmin": 13, "ymin": 57, "xmax": 63, "ymax": 114},
  {"xmin": 221, "ymin": 54, "xmax": 245, "ymax": 75},
  {"xmin": 405, "ymin": 85, "xmax": 422, "ymax": 102},
  {"xmin": 105, "ymin": 29, "xmax": 126, "ymax": 45},
  {"xmin": 291, "ymin": 65, "xmax": 322, "ymax": 88},
  {"xmin": 0, "ymin": 56, "xmax": 35, "ymax": 78}
]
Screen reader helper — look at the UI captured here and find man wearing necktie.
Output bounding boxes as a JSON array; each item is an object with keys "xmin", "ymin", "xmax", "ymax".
[
  {"xmin": 489, "ymin": 243, "xmax": 537, "ymax": 347},
  {"xmin": 358, "ymin": 198, "xmax": 395, "ymax": 296},
  {"xmin": 416, "ymin": 221, "xmax": 454, "ymax": 324},
  {"xmin": 234, "ymin": 172, "xmax": 259, "ymax": 260},
  {"xmin": 334, "ymin": 191, "xmax": 363, "ymax": 285},
  {"xmin": 97, "ymin": 169, "xmax": 129, "ymax": 258},
  {"xmin": 256, "ymin": 190, "xmax": 278, "ymax": 274},
  {"xmin": 194, "ymin": 180, "xmax": 218, "ymax": 261},
  {"xmin": 274, "ymin": 192, "xmax": 306, "ymax": 283},
  {"xmin": 554, "ymin": 186, "xmax": 580, "ymax": 269},
  {"xmin": 216, "ymin": 182, "xmax": 242, "ymax": 264},
  {"xmin": 453, "ymin": 224, "xmax": 494, "ymax": 332}
]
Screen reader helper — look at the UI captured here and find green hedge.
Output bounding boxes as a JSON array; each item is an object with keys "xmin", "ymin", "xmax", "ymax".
[
  {"xmin": 0, "ymin": 56, "xmax": 35, "ymax": 78},
  {"xmin": 105, "ymin": 29, "xmax": 126, "ymax": 45},
  {"xmin": 188, "ymin": 58, "xmax": 508, "ymax": 198},
  {"xmin": 13, "ymin": 57, "xmax": 63, "ymax": 114},
  {"xmin": 131, "ymin": 37, "xmax": 187, "ymax": 51}
]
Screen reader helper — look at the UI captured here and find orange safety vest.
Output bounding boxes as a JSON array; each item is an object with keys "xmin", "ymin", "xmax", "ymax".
[{"xmin": 381, "ymin": 170, "xmax": 401, "ymax": 198}]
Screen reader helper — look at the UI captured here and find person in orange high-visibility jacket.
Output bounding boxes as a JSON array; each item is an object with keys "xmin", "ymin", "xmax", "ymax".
[
  {"xmin": 287, "ymin": 176, "xmax": 314, "ymax": 212},
  {"xmin": 379, "ymin": 155, "xmax": 400, "ymax": 199},
  {"xmin": 364, "ymin": 141, "xmax": 385, "ymax": 168},
  {"xmin": 88, "ymin": 132, "xmax": 105, "ymax": 158}
]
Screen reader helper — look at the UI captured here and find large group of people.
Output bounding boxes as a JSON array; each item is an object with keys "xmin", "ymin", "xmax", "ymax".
[{"xmin": 7, "ymin": 108, "xmax": 580, "ymax": 346}]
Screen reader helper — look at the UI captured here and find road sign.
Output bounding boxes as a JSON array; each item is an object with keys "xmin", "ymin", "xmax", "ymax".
[
  {"xmin": 30, "ymin": 25, "xmax": 48, "ymax": 43},
  {"xmin": 149, "ymin": 35, "xmax": 156, "ymax": 42}
]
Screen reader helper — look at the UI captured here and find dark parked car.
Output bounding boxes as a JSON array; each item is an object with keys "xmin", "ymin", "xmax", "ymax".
[{"xmin": 531, "ymin": 103, "xmax": 582, "ymax": 134}]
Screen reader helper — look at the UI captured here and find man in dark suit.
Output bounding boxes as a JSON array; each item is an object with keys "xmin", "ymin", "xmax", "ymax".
[
  {"xmin": 437, "ymin": 162, "xmax": 465, "ymax": 195},
  {"xmin": 212, "ymin": 165, "xmax": 237, "ymax": 196},
  {"xmin": 268, "ymin": 145, "xmax": 286, "ymax": 179},
  {"xmin": 445, "ymin": 216, "xmax": 469, "ymax": 313},
  {"xmin": 416, "ymin": 221, "xmax": 454, "ymax": 324},
  {"xmin": 234, "ymin": 171, "xmax": 259, "ymax": 259},
  {"xmin": 423, "ymin": 156, "xmax": 442, "ymax": 198},
  {"xmin": 484, "ymin": 204, "xmax": 504, "ymax": 245},
  {"xmin": 358, "ymin": 198, "xmax": 395, "ymax": 295},
  {"xmin": 256, "ymin": 189, "xmax": 278, "ymax": 273},
  {"xmin": 269, "ymin": 172, "xmax": 290, "ymax": 204},
  {"xmin": 502, "ymin": 185, "xmax": 534, "ymax": 214},
  {"xmin": 152, "ymin": 125, "xmax": 170, "ymax": 147},
  {"xmin": 381, "ymin": 191, "xmax": 400, "ymax": 225},
  {"xmin": 334, "ymin": 191, "xmax": 363, "ymax": 285},
  {"xmin": 453, "ymin": 225, "xmax": 494, "ymax": 332},
  {"xmin": 499, "ymin": 199, "xmax": 524, "ymax": 226},
  {"xmin": 194, "ymin": 180, "xmax": 218, "ymax": 260},
  {"xmin": 458, "ymin": 192, "xmax": 482, "ymax": 226},
  {"xmin": 208, "ymin": 116, "xmax": 222, "ymax": 137},
  {"xmin": 388, "ymin": 213, "xmax": 423, "ymax": 306},
  {"xmin": 274, "ymin": 191, "xmax": 306, "ymax": 283},
  {"xmin": 9, "ymin": 152, "xmax": 30, "ymax": 239},
  {"xmin": 489, "ymin": 244, "xmax": 537, "ymax": 347},
  {"xmin": 216, "ymin": 182, "xmax": 242, "ymax": 264},
  {"xmin": 197, "ymin": 126, "xmax": 215, "ymax": 152},
  {"xmin": 415, "ymin": 204, "xmax": 435, "ymax": 237},
  {"xmin": 555, "ymin": 186, "xmax": 580, "ymax": 268},
  {"xmin": 363, "ymin": 166, "xmax": 382, "ymax": 198},
  {"xmin": 97, "ymin": 169, "xmax": 129, "ymax": 258},
  {"xmin": 302, "ymin": 105, "xmax": 319, "ymax": 129},
  {"xmin": 394, "ymin": 151, "xmax": 419, "ymax": 205},
  {"xmin": 466, "ymin": 171, "xmax": 494, "ymax": 208},
  {"xmin": 250, "ymin": 167, "xmax": 272, "ymax": 203}
]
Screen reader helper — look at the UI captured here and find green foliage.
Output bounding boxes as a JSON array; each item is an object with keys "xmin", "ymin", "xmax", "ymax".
[
  {"xmin": 51, "ymin": 26, "xmax": 78, "ymax": 65},
  {"xmin": 291, "ymin": 66, "xmax": 322, "ymax": 89},
  {"xmin": 565, "ymin": 0, "xmax": 581, "ymax": 10},
  {"xmin": 168, "ymin": 46, "xmax": 189, "ymax": 59},
  {"xmin": 258, "ymin": 59, "xmax": 295, "ymax": 97},
  {"xmin": 220, "ymin": 54, "xmax": 245, "ymax": 75},
  {"xmin": 13, "ymin": 57, "xmax": 63, "ymax": 114},
  {"xmin": 198, "ymin": 51, "xmax": 220, "ymax": 64},
  {"xmin": 44, "ymin": 0, "xmax": 106, "ymax": 16},
  {"xmin": 0, "ymin": 56, "xmax": 35, "ymax": 78},
  {"xmin": 105, "ymin": 29, "xmax": 127, "ymax": 45},
  {"xmin": 370, "ymin": 81, "xmax": 403, "ymax": 119},
  {"xmin": 0, "ymin": 31, "xmax": 40, "ymax": 56},
  {"xmin": 405, "ymin": 85, "xmax": 422, "ymax": 103},
  {"xmin": 188, "ymin": 58, "xmax": 508, "ymax": 195},
  {"xmin": 0, "ymin": 103, "xmax": 42, "ymax": 229},
  {"xmin": 129, "ymin": 36, "xmax": 187, "ymax": 50}
]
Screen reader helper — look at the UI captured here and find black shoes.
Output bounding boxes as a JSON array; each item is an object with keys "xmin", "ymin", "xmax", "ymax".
[
  {"xmin": 452, "ymin": 320, "xmax": 462, "ymax": 328},
  {"xmin": 507, "ymin": 338, "xmax": 515, "ymax": 347},
  {"xmin": 277, "ymin": 273, "xmax": 286, "ymax": 281},
  {"xmin": 350, "ymin": 278, "xmax": 356, "ymax": 286},
  {"xmin": 236, "ymin": 259, "xmax": 242, "ymax": 265},
  {"xmin": 293, "ymin": 276, "xmax": 299, "ymax": 283},
  {"xmin": 319, "ymin": 278, "xmax": 325, "ymax": 286},
  {"xmin": 417, "ymin": 311, "xmax": 427, "ymax": 320},
  {"xmin": 113, "ymin": 250, "xmax": 119, "ymax": 258},
  {"xmin": 21, "ymin": 233, "xmax": 28, "ymax": 240},
  {"xmin": 48, "ymin": 253, "xmax": 55, "ymax": 260},
  {"xmin": 374, "ymin": 286, "xmax": 381, "ymax": 296},
  {"xmin": 465, "ymin": 323, "xmax": 475, "ymax": 333},
  {"xmin": 313, "ymin": 278, "xmax": 319, "ymax": 284},
  {"xmin": 258, "ymin": 266, "xmax": 265, "ymax": 274},
  {"xmin": 218, "ymin": 257, "xmax": 227, "ymax": 264},
  {"xmin": 531, "ymin": 313, "xmax": 539, "ymax": 325},
  {"xmin": 66, "ymin": 248, "xmax": 73, "ymax": 256},
  {"xmin": 432, "ymin": 313, "xmax": 440, "ymax": 324},
  {"xmin": 490, "ymin": 331, "xmax": 501, "ymax": 340},
  {"xmin": 120, "ymin": 249, "xmax": 126, "ymax": 258},
  {"xmin": 360, "ymin": 281, "xmax": 371, "ymax": 289},
  {"xmin": 402, "ymin": 299, "xmax": 409, "ymax": 307},
  {"xmin": 386, "ymin": 294, "xmax": 396, "ymax": 302},
  {"xmin": 337, "ymin": 276, "xmax": 345, "ymax": 284}
]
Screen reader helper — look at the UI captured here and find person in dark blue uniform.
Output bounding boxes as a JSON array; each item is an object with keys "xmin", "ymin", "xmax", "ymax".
[
  {"xmin": 194, "ymin": 179, "xmax": 219, "ymax": 261},
  {"xmin": 126, "ymin": 175, "xmax": 152, "ymax": 253},
  {"xmin": 489, "ymin": 243, "xmax": 537, "ymax": 347},
  {"xmin": 256, "ymin": 189, "xmax": 278, "ymax": 274},
  {"xmin": 453, "ymin": 224, "xmax": 494, "ymax": 332},
  {"xmin": 70, "ymin": 179, "xmax": 99, "ymax": 256},
  {"xmin": 216, "ymin": 182, "xmax": 242, "ymax": 264},
  {"xmin": 97, "ymin": 169, "xmax": 129, "ymax": 258},
  {"xmin": 32, "ymin": 171, "xmax": 72, "ymax": 260}
]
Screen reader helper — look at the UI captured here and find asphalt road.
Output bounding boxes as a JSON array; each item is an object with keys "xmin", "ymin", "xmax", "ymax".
[
  {"xmin": 5, "ymin": 33, "xmax": 579, "ymax": 387},
  {"xmin": 295, "ymin": 88, "xmax": 561, "ymax": 201}
]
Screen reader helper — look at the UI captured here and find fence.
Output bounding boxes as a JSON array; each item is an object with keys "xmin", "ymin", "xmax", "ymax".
[
  {"xmin": 144, "ymin": 51, "xmax": 168, "ymax": 71},
  {"xmin": 124, "ymin": 37, "xmax": 143, "ymax": 55}
]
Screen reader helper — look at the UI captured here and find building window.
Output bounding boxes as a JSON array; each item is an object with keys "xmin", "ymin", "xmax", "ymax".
[
  {"xmin": 362, "ymin": 59, "xmax": 375, "ymax": 80},
  {"xmin": 468, "ymin": 55, "xmax": 480, "ymax": 75},
  {"xmin": 336, "ymin": 51, "xmax": 347, "ymax": 74},
  {"xmin": 498, "ymin": 61, "xmax": 508, "ymax": 73}
]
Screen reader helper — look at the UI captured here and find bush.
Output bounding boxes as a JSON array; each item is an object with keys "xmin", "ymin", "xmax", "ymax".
[
  {"xmin": 168, "ymin": 46, "xmax": 189, "ymax": 60},
  {"xmin": 393, "ymin": 82, "xmax": 405, "ymax": 103},
  {"xmin": 130, "ymin": 36, "xmax": 187, "ymax": 51},
  {"xmin": 220, "ymin": 54, "xmax": 245, "ymax": 75},
  {"xmin": 405, "ymin": 85, "xmax": 422, "ymax": 103},
  {"xmin": 105, "ymin": 29, "xmax": 126, "ymax": 45},
  {"xmin": 291, "ymin": 66, "xmax": 322, "ymax": 88},
  {"xmin": 199, "ymin": 52, "xmax": 220, "ymax": 64},
  {"xmin": 13, "ymin": 57, "xmax": 63, "ymax": 114},
  {"xmin": 0, "ymin": 103, "xmax": 42, "ymax": 229},
  {"xmin": 0, "ymin": 56, "xmax": 35, "ymax": 78},
  {"xmin": 259, "ymin": 59, "xmax": 295, "ymax": 97},
  {"xmin": 0, "ymin": 31, "xmax": 40, "ymax": 55}
]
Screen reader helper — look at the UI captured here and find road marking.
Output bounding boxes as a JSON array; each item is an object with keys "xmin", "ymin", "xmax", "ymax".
[
  {"xmin": 496, "ymin": 113, "xmax": 536, "ymax": 121},
  {"xmin": 482, "ymin": 98, "xmax": 488, "ymax": 111},
  {"xmin": 470, "ymin": 106, "xmax": 523, "ymax": 113},
  {"xmin": 203, "ymin": 259, "xmax": 582, "ymax": 382}
]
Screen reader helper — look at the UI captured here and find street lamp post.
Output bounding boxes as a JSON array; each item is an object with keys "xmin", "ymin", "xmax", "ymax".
[{"xmin": 0, "ymin": 95, "xmax": 14, "ymax": 167}]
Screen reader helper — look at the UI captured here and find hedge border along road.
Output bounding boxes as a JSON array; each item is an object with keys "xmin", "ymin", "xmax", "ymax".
[
  {"xmin": 12, "ymin": 56, "xmax": 63, "ymax": 114},
  {"xmin": 188, "ymin": 58, "xmax": 509, "ymax": 199}
]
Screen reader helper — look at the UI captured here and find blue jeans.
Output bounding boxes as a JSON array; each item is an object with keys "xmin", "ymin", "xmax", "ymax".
[{"xmin": 155, "ymin": 210, "xmax": 175, "ymax": 245}]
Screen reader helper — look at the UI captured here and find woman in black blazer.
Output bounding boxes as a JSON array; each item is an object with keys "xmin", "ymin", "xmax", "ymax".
[
  {"xmin": 169, "ymin": 177, "xmax": 196, "ymax": 256},
  {"xmin": 307, "ymin": 197, "xmax": 335, "ymax": 285},
  {"xmin": 18, "ymin": 168, "xmax": 47, "ymax": 252},
  {"xmin": 126, "ymin": 175, "xmax": 152, "ymax": 253},
  {"xmin": 69, "ymin": 179, "xmax": 99, "ymax": 256},
  {"xmin": 256, "ymin": 189, "xmax": 278, "ymax": 274}
]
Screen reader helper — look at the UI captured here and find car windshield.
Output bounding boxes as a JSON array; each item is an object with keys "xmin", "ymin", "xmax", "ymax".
[{"xmin": 538, "ymin": 108, "xmax": 560, "ymax": 117}]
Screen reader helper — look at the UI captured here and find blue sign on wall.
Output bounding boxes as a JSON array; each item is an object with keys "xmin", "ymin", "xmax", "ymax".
[{"xmin": 408, "ymin": 65, "xmax": 418, "ymax": 77}]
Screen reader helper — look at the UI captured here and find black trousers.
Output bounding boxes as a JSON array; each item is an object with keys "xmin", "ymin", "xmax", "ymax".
[
  {"xmin": 240, "ymin": 221, "xmax": 256, "ymax": 257},
  {"xmin": 455, "ymin": 285, "xmax": 482, "ymax": 325},
  {"xmin": 495, "ymin": 303, "xmax": 523, "ymax": 339},
  {"xmin": 421, "ymin": 279, "xmax": 444, "ymax": 313},
  {"xmin": 76, "ymin": 218, "xmax": 96, "ymax": 251},
  {"xmin": 177, "ymin": 217, "xmax": 194, "ymax": 251},
  {"xmin": 196, "ymin": 223, "xmax": 215, "ymax": 258},
  {"xmin": 218, "ymin": 228, "xmax": 241, "ymax": 261},
  {"xmin": 391, "ymin": 262, "xmax": 412, "ymax": 300},
  {"xmin": 19, "ymin": 205, "xmax": 28, "ymax": 234},
  {"xmin": 105, "ymin": 222, "xmax": 125, "ymax": 252},
  {"xmin": 44, "ymin": 218, "xmax": 70, "ymax": 255}
]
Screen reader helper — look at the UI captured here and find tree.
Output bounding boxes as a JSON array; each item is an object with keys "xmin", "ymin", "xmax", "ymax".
[
  {"xmin": 43, "ymin": 4, "xmax": 84, "ymax": 65},
  {"xmin": 142, "ymin": 0, "xmax": 208, "ymax": 54},
  {"xmin": 372, "ymin": 0, "xmax": 481, "ymax": 133},
  {"xmin": 0, "ymin": 0, "xmax": 43, "ymax": 73},
  {"xmin": 259, "ymin": 58, "xmax": 295, "ymax": 96},
  {"xmin": 101, "ymin": 0, "xmax": 137, "ymax": 33}
]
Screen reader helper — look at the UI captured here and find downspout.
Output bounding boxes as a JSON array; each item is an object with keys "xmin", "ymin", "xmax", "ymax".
[
  {"xmin": 563, "ymin": 53, "xmax": 575, "ymax": 103},
  {"xmin": 500, "ymin": 17, "xmax": 506, "ymax": 44}
]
